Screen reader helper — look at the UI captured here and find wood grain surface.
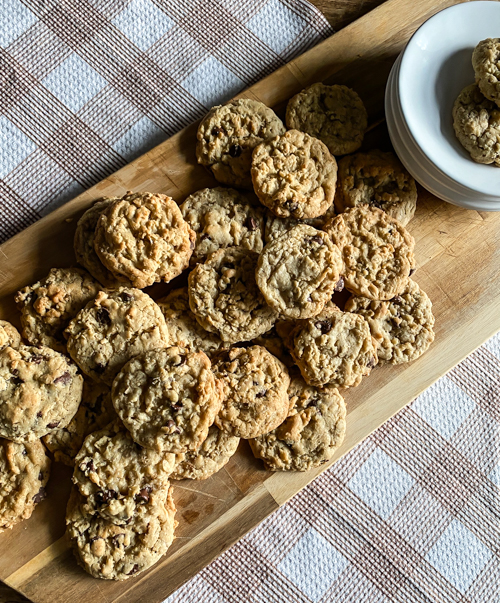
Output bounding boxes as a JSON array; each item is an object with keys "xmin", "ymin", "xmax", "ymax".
[{"xmin": 2, "ymin": 0, "xmax": 496, "ymax": 602}]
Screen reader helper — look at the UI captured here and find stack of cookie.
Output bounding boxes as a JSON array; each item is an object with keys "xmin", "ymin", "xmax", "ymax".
[{"xmin": 0, "ymin": 80, "xmax": 435, "ymax": 581}]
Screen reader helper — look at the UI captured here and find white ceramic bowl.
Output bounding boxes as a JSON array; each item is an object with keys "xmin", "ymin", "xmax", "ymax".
[{"xmin": 385, "ymin": 1, "xmax": 500, "ymax": 211}]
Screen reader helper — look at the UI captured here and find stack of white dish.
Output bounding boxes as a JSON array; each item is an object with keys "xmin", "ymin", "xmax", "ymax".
[{"xmin": 385, "ymin": 1, "xmax": 500, "ymax": 212}]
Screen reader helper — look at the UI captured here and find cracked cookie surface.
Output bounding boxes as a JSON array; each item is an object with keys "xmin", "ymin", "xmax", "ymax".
[{"xmin": 472, "ymin": 38, "xmax": 500, "ymax": 106}]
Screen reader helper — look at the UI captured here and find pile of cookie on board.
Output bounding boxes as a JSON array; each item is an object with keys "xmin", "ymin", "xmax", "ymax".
[{"xmin": 0, "ymin": 82, "xmax": 435, "ymax": 581}]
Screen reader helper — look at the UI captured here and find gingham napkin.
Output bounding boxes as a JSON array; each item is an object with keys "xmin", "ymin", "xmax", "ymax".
[{"xmin": 1, "ymin": 2, "xmax": 499, "ymax": 603}]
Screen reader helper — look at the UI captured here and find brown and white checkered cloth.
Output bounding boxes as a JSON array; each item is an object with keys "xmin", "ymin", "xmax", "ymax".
[{"xmin": 1, "ymin": 1, "xmax": 499, "ymax": 602}]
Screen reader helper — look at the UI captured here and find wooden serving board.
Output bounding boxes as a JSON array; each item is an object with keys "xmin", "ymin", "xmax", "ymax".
[{"xmin": 1, "ymin": 0, "xmax": 499, "ymax": 601}]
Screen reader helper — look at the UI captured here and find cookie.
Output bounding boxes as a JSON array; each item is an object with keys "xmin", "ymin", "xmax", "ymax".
[
  {"xmin": 43, "ymin": 380, "xmax": 115, "ymax": 466},
  {"xmin": 196, "ymin": 99, "xmax": 285, "ymax": 188},
  {"xmin": 286, "ymin": 83, "xmax": 368, "ymax": 155},
  {"xmin": 74, "ymin": 197, "xmax": 127, "ymax": 288},
  {"xmin": 345, "ymin": 279, "xmax": 435, "ymax": 364},
  {"xmin": 180, "ymin": 187, "xmax": 265, "ymax": 265},
  {"xmin": 335, "ymin": 151, "xmax": 417, "ymax": 226},
  {"xmin": 324, "ymin": 205, "xmax": 416, "ymax": 300},
  {"xmin": 188, "ymin": 247, "xmax": 278, "ymax": 344},
  {"xmin": 251, "ymin": 325, "xmax": 294, "ymax": 368},
  {"xmin": 15, "ymin": 267, "xmax": 101, "ymax": 353},
  {"xmin": 0, "ymin": 438, "xmax": 51, "ymax": 532},
  {"xmin": 66, "ymin": 484, "xmax": 176, "ymax": 581},
  {"xmin": 251, "ymin": 129, "xmax": 338, "ymax": 219},
  {"xmin": 472, "ymin": 38, "xmax": 500, "ymax": 106},
  {"xmin": 65, "ymin": 288, "xmax": 168, "ymax": 386},
  {"xmin": 289, "ymin": 306, "xmax": 377, "ymax": 388},
  {"xmin": 94, "ymin": 192, "xmax": 195, "ymax": 289},
  {"xmin": 170, "ymin": 425, "xmax": 239, "ymax": 480},
  {"xmin": 264, "ymin": 205, "xmax": 336, "ymax": 244},
  {"xmin": 0, "ymin": 320, "xmax": 21, "ymax": 350},
  {"xmin": 213, "ymin": 345, "xmax": 290, "ymax": 439},
  {"xmin": 73, "ymin": 421, "xmax": 179, "ymax": 524},
  {"xmin": 256, "ymin": 224, "xmax": 343, "ymax": 319},
  {"xmin": 157, "ymin": 288, "xmax": 225, "ymax": 358},
  {"xmin": 112, "ymin": 347, "xmax": 221, "ymax": 453},
  {"xmin": 249, "ymin": 375, "xmax": 346, "ymax": 471},
  {"xmin": 452, "ymin": 83, "xmax": 500, "ymax": 166},
  {"xmin": 0, "ymin": 345, "xmax": 83, "ymax": 442}
]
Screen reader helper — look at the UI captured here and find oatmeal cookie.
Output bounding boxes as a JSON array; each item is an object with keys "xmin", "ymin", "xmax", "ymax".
[
  {"xmin": 0, "ymin": 320, "xmax": 21, "ymax": 350},
  {"xmin": 286, "ymin": 83, "xmax": 368, "ymax": 155},
  {"xmin": 335, "ymin": 151, "xmax": 417, "ymax": 226},
  {"xmin": 324, "ymin": 205, "xmax": 416, "ymax": 300},
  {"xmin": 0, "ymin": 345, "xmax": 83, "ymax": 442},
  {"xmin": 66, "ymin": 484, "xmax": 176, "ymax": 581},
  {"xmin": 0, "ymin": 438, "xmax": 51, "ymax": 532},
  {"xmin": 249, "ymin": 375, "xmax": 346, "ymax": 471},
  {"xmin": 289, "ymin": 306, "xmax": 377, "ymax": 388},
  {"xmin": 256, "ymin": 224, "xmax": 343, "ymax": 319},
  {"xmin": 472, "ymin": 38, "xmax": 500, "ymax": 106},
  {"xmin": 180, "ymin": 187, "xmax": 265, "ymax": 265},
  {"xmin": 15, "ymin": 267, "xmax": 101, "ymax": 353},
  {"xmin": 264, "ymin": 205, "xmax": 335, "ymax": 244},
  {"xmin": 452, "ymin": 84, "xmax": 500, "ymax": 165},
  {"xmin": 170, "ymin": 425, "xmax": 239, "ymax": 480},
  {"xmin": 112, "ymin": 347, "xmax": 221, "ymax": 453},
  {"xmin": 196, "ymin": 99, "xmax": 285, "ymax": 188},
  {"xmin": 94, "ymin": 192, "xmax": 195, "ymax": 289},
  {"xmin": 252, "ymin": 325, "xmax": 294, "ymax": 368},
  {"xmin": 188, "ymin": 247, "xmax": 278, "ymax": 344},
  {"xmin": 65, "ymin": 288, "xmax": 168, "ymax": 386},
  {"xmin": 345, "ymin": 279, "xmax": 435, "ymax": 364},
  {"xmin": 213, "ymin": 345, "xmax": 290, "ymax": 439}
]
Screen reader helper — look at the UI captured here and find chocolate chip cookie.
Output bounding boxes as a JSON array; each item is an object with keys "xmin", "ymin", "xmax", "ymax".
[
  {"xmin": 0, "ymin": 438, "xmax": 51, "ymax": 531},
  {"xmin": 335, "ymin": 151, "xmax": 417, "ymax": 226},
  {"xmin": 65, "ymin": 288, "xmax": 168, "ymax": 385},
  {"xmin": 0, "ymin": 320, "xmax": 21, "ymax": 350},
  {"xmin": 251, "ymin": 129, "xmax": 338, "ymax": 219},
  {"xmin": 256, "ymin": 224, "xmax": 343, "ymax": 319},
  {"xmin": 196, "ymin": 99, "xmax": 285, "ymax": 188},
  {"xmin": 324, "ymin": 205, "xmax": 416, "ymax": 300},
  {"xmin": 15, "ymin": 267, "xmax": 101, "ymax": 353},
  {"xmin": 252, "ymin": 325, "xmax": 294, "ymax": 368},
  {"xmin": 286, "ymin": 83, "xmax": 368, "ymax": 155},
  {"xmin": 180, "ymin": 187, "xmax": 265, "ymax": 265},
  {"xmin": 112, "ymin": 347, "xmax": 221, "ymax": 453},
  {"xmin": 94, "ymin": 192, "xmax": 195, "ymax": 289},
  {"xmin": 0, "ymin": 345, "xmax": 83, "ymax": 442},
  {"xmin": 213, "ymin": 345, "xmax": 290, "ymax": 439},
  {"xmin": 188, "ymin": 247, "xmax": 278, "ymax": 344},
  {"xmin": 345, "ymin": 279, "xmax": 435, "ymax": 364},
  {"xmin": 249, "ymin": 375, "xmax": 346, "ymax": 471},
  {"xmin": 263, "ymin": 205, "xmax": 336, "ymax": 243},
  {"xmin": 472, "ymin": 38, "xmax": 500, "ymax": 106}
]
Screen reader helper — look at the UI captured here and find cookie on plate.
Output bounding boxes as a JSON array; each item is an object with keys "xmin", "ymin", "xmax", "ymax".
[
  {"xmin": 188, "ymin": 247, "xmax": 278, "ymax": 344},
  {"xmin": 112, "ymin": 347, "xmax": 221, "ymax": 453},
  {"xmin": 196, "ymin": 99, "xmax": 285, "ymax": 189},
  {"xmin": 73, "ymin": 421, "xmax": 180, "ymax": 524},
  {"xmin": 335, "ymin": 151, "xmax": 417, "ymax": 226},
  {"xmin": 15, "ymin": 267, "xmax": 101, "ymax": 353},
  {"xmin": 94, "ymin": 192, "xmax": 195, "ymax": 289},
  {"xmin": 74, "ymin": 197, "xmax": 127, "ymax": 288},
  {"xmin": 249, "ymin": 375, "xmax": 346, "ymax": 471},
  {"xmin": 66, "ymin": 484, "xmax": 177, "ymax": 581},
  {"xmin": 0, "ymin": 345, "xmax": 83, "ymax": 442},
  {"xmin": 286, "ymin": 83, "xmax": 368, "ymax": 156},
  {"xmin": 0, "ymin": 320, "xmax": 21, "ymax": 350},
  {"xmin": 65, "ymin": 288, "xmax": 168, "ymax": 385},
  {"xmin": 213, "ymin": 345, "xmax": 290, "ymax": 439},
  {"xmin": 288, "ymin": 305, "xmax": 377, "ymax": 388},
  {"xmin": 452, "ymin": 83, "xmax": 500, "ymax": 166},
  {"xmin": 345, "ymin": 279, "xmax": 435, "ymax": 364},
  {"xmin": 0, "ymin": 438, "xmax": 51, "ymax": 532},
  {"xmin": 256, "ymin": 224, "xmax": 343, "ymax": 319},
  {"xmin": 180, "ymin": 187, "xmax": 265, "ymax": 265},
  {"xmin": 472, "ymin": 38, "xmax": 500, "ymax": 106},
  {"xmin": 251, "ymin": 129, "xmax": 338, "ymax": 219},
  {"xmin": 171, "ymin": 425, "xmax": 239, "ymax": 480},
  {"xmin": 157, "ymin": 288, "xmax": 225, "ymax": 358},
  {"xmin": 324, "ymin": 205, "xmax": 416, "ymax": 300},
  {"xmin": 43, "ymin": 380, "xmax": 115, "ymax": 466}
]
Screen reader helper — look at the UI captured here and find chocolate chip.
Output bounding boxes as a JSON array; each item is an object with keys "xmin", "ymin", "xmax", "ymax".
[
  {"xmin": 120, "ymin": 291, "xmax": 133, "ymax": 302},
  {"xmin": 81, "ymin": 458, "xmax": 95, "ymax": 474},
  {"xmin": 29, "ymin": 354, "xmax": 44, "ymax": 364},
  {"xmin": 94, "ymin": 362, "xmax": 106, "ymax": 374},
  {"xmin": 96, "ymin": 489, "xmax": 118, "ymax": 505},
  {"xmin": 32, "ymin": 487, "xmax": 46, "ymax": 504},
  {"xmin": 127, "ymin": 564, "xmax": 139, "ymax": 576},
  {"xmin": 334, "ymin": 277, "xmax": 344, "ymax": 293},
  {"xmin": 308, "ymin": 235, "xmax": 324, "ymax": 246},
  {"xmin": 38, "ymin": 471, "xmax": 44, "ymax": 480},
  {"xmin": 171, "ymin": 401, "xmax": 183, "ymax": 411},
  {"xmin": 96, "ymin": 307, "xmax": 111, "ymax": 326},
  {"xmin": 166, "ymin": 419, "xmax": 181, "ymax": 433},
  {"xmin": 409, "ymin": 268, "xmax": 416, "ymax": 276},
  {"xmin": 201, "ymin": 233, "xmax": 211, "ymax": 241},
  {"xmin": 22, "ymin": 449, "xmax": 28, "ymax": 456},
  {"xmin": 10, "ymin": 375, "xmax": 23, "ymax": 385},
  {"xmin": 229, "ymin": 144, "xmax": 242, "ymax": 157},
  {"xmin": 245, "ymin": 216, "xmax": 258, "ymax": 231},
  {"xmin": 135, "ymin": 485, "xmax": 152, "ymax": 503},
  {"xmin": 37, "ymin": 411, "xmax": 43, "ymax": 418},
  {"xmin": 315, "ymin": 320, "xmax": 332, "ymax": 334},
  {"xmin": 53, "ymin": 371, "xmax": 71, "ymax": 385},
  {"xmin": 367, "ymin": 357, "xmax": 377, "ymax": 369},
  {"xmin": 285, "ymin": 201, "xmax": 299, "ymax": 212},
  {"xmin": 392, "ymin": 295, "xmax": 402, "ymax": 303},
  {"xmin": 255, "ymin": 390, "xmax": 267, "ymax": 398},
  {"xmin": 47, "ymin": 421, "xmax": 60, "ymax": 429},
  {"xmin": 211, "ymin": 126, "xmax": 221, "ymax": 136}
]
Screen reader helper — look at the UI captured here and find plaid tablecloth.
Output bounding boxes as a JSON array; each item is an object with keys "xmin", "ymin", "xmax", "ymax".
[{"xmin": 1, "ymin": 1, "xmax": 499, "ymax": 602}]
